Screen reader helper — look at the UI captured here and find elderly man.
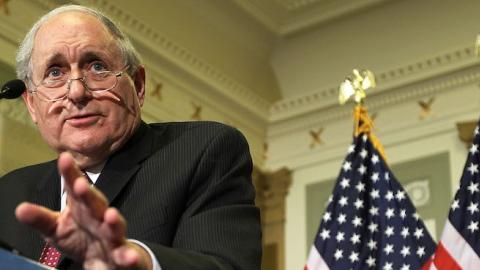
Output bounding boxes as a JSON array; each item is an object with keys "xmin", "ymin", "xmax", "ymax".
[{"xmin": 0, "ymin": 4, "xmax": 261, "ymax": 270}]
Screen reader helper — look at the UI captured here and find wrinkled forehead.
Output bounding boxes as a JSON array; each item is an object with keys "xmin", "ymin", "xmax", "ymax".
[{"xmin": 31, "ymin": 11, "xmax": 121, "ymax": 69}]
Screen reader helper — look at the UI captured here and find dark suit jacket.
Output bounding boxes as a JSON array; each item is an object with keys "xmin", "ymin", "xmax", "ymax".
[{"xmin": 0, "ymin": 121, "xmax": 262, "ymax": 270}]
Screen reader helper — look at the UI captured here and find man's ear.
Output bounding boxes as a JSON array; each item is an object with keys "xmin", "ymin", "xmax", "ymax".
[
  {"xmin": 133, "ymin": 65, "xmax": 146, "ymax": 107},
  {"xmin": 22, "ymin": 91, "xmax": 38, "ymax": 124}
]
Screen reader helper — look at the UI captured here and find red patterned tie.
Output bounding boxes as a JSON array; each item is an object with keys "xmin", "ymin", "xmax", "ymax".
[
  {"xmin": 38, "ymin": 172, "xmax": 93, "ymax": 268},
  {"xmin": 39, "ymin": 242, "xmax": 61, "ymax": 268}
]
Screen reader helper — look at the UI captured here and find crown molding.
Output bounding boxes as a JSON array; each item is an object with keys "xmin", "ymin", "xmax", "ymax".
[
  {"xmin": 232, "ymin": 0, "xmax": 282, "ymax": 34},
  {"xmin": 267, "ymin": 104, "xmax": 480, "ymax": 170},
  {"xmin": 233, "ymin": 0, "xmax": 393, "ymax": 36},
  {"xmin": 270, "ymin": 45, "xmax": 478, "ymax": 125},
  {"xmin": 268, "ymin": 59, "xmax": 480, "ymax": 139},
  {"xmin": 74, "ymin": 0, "xmax": 272, "ymax": 122}
]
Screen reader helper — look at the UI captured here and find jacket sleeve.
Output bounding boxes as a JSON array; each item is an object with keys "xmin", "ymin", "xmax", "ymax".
[{"xmin": 144, "ymin": 125, "xmax": 262, "ymax": 270}]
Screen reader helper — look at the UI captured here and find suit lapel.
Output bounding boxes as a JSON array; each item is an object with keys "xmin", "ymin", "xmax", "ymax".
[
  {"xmin": 95, "ymin": 122, "xmax": 156, "ymax": 205},
  {"xmin": 31, "ymin": 162, "xmax": 61, "ymax": 260}
]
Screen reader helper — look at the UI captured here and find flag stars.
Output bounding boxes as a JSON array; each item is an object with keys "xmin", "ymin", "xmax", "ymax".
[
  {"xmin": 354, "ymin": 198, "xmax": 364, "ymax": 209},
  {"xmin": 355, "ymin": 182, "xmax": 365, "ymax": 192},
  {"xmin": 368, "ymin": 222, "xmax": 379, "ymax": 233},
  {"xmin": 370, "ymin": 189, "xmax": 380, "ymax": 199},
  {"xmin": 319, "ymin": 229, "xmax": 330, "ymax": 240},
  {"xmin": 383, "ymin": 262, "xmax": 393, "ymax": 270},
  {"xmin": 385, "ymin": 226, "xmax": 395, "ymax": 238},
  {"xmin": 468, "ymin": 221, "xmax": 479, "ymax": 233},
  {"xmin": 369, "ymin": 206, "xmax": 379, "ymax": 216},
  {"xmin": 338, "ymin": 196, "xmax": 348, "ymax": 207},
  {"xmin": 414, "ymin": 228, "xmax": 424, "ymax": 239},
  {"xmin": 467, "ymin": 162, "xmax": 479, "ymax": 175},
  {"xmin": 396, "ymin": 190, "xmax": 406, "ymax": 201},
  {"xmin": 342, "ymin": 161, "xmax": 352, "ymax": 172},
  {"xmin": 340, "ymin": 178, "xmax": 350, "ymax": 189},
  {"xmin": 367, "ymin": 239, "xmax": 377, "ymax": 250},
  {"xmin": 336, "ymin": 232, "xmax": 345, "ymax": 242},
  {"xmin": 400, "ymin": 246, "xmax": 411, "ymax": 257},
  {"xmin": 327, "ymin": 195, "xmax": 333, "ymax": 204},
  {"xmin": 451, "ymin": 199, "xmax": 460, "ymax": 211},
  {"xmin": 470, "ymin": 144, "xmax": 479, "ymax": 155},
  {"xmin": 385, "ymin": 191, "xmax": 394, "ymax": 201},
  {"xmin": 347, "ymin": 144, "xmax": 355, "ymax": 154},
  {"xmin": 307, "ymin": 137, "xmax": 436, "ymax": 269},
  {"xmin": 467, "ymin": 182, "xmax": 479, "ymax": 194},
  {"xmin": 349, "ymin": 251, "xmax": 359, "ymax": 263},
  {"xmin": 360, "ymin": 148, "xmax": 368, "ymax": 159},
  {"xmin": 350, "ymin": 233, "xmax": 361, "ymax": 244},
  {"xmin": 467, "ymin": 202, "xmax": 479, "ymax": 215},
  {"xmin": 366, "ymin": 256, "xmax": 376, "ymax": 267},
  {"xmin": 417, "ymin": 246, "xmax": 426, "ymax": 257},
  {"xmin": 401, "ymin": 227, "xmax": 410, "ymax": 238},
  {"xmin": 358, "ymin": 164, "xmax": 367, "ymax": 175},
  {"xmin": 352, "ymin": 216, "xmax": 362, "ymax": 227},
  {"xmin": 334, "ymin": 249, "xmax": 343, "ymax": 261},
  {"xmin": 371, "ymin": 154, "xmax": 380, "ymax": 164},
  {"xmin": 371, "ymin": 172, "xmax": 380, "ymax": 182},
  {"xmin": 338, "ymin": 213, "xmax": 347, "ymax": 224},
  {"xmin": 385, "ymin": 208, "xmax": 395, "ymax": 219},
  {"xmin": 323, "ymin": 212, "xmax": 332, "ymax": 222},
  {"xmin": 384, "ymin": 244, "xmax": 394, "ymax": 255}
]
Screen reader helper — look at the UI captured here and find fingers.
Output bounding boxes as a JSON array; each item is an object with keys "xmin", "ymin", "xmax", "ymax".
[
  {"xmin": 103, "ymin": 208, "xmax": 126, "ymax": 246},
  {"xmin": 112, "ymin": 245, "xmax": 140, "ymax": 266},
  {"xmin": 15, "ymin": 202, "xmax": 60, "ymax": 237},
  {"xmin": 112, "ymin": 242, "xmax": 151, "ymax": 269},
  {"xmin": 58, "ymin": 152, "xmax": 83, "ymax": 192},
  {"xmin": 59, "ymin": 152, "xmax": 108, "ymax": 220}
]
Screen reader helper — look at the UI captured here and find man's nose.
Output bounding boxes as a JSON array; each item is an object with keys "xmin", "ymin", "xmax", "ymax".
[{"xmin": 67, "ymin": 77, "xmax": 91, "ymax": 102}]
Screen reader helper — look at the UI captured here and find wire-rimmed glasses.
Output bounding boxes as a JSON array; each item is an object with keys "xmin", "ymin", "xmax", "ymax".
[{"xmin": 28, "ymin": 68, "xmax": 127, "ymax": 102}]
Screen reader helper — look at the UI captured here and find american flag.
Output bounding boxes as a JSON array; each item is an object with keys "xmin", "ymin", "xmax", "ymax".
[
  {"xmin": 305, "ymin": 132, "xmax": 436, "ymax": 270},
  {"xmin": 429, "ymin": 124, "xmax": 480, "ymax": 269}
]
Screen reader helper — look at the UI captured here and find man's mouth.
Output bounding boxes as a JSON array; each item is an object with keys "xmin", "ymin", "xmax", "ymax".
[{"xmin": 65, "ymin": 114, "xmax": 100, "ymax": 127}]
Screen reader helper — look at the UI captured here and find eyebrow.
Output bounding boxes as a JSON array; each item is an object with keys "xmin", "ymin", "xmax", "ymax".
[
  {"xmin": 39, "ymin": 51, "xmax": 113, "ymax": 70},
  {"xmin": 42, "ymin": 53, "xmax": 67, "ymax": 69},
  {"xmin": 78, "ymin": 51, "xmax": 111, "ymax": 67}
]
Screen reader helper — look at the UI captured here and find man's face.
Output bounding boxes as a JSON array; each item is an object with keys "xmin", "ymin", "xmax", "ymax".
[{"xmin": 24, "ymin": 11, "xmax": 145, "ymax": 168}]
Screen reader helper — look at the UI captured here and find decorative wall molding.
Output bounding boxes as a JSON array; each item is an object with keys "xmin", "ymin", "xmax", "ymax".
[
  {"xmin": 76, "ymin": 0, "xmax": 272, "ymax": 121},
  {"xmin": 270, "ymin": 45, "xmax": 477, "ymax": 122},
  {"xmin": 233, "ymin": 0, "xmax": 393, "ymax": 36},
  {"xmin": 253, "ymin": 166, "xmax": 292, "ymax": 270},
  {"xmin": 404, "ymin": 180, "xmax": 431, "ymax": 207},
  {"xmin": 268, "ymin": 50, "xmax": 480, "ymax": 138}
]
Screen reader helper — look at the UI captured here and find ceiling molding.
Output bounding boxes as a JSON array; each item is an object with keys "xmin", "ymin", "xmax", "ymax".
[
  {"xmin": 268, "ymin": 56, "xmax": 480, "ymax": 138},
  {"xmin": 76, "ymin": 0, "xmax": 272, "ymax": 121},
  {"xmin": 270, "ymin": 45, "xmax": 478, "ymax": 123},
  {"xmin": 234, "ymin": 0, "xmax": 394, "ymax": 36}
]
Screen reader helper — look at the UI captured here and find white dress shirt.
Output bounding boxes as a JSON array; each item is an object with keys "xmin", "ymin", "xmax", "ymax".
[{"xmin": 60, "ymin": 165, "xmax": 161, "ymax": 270}]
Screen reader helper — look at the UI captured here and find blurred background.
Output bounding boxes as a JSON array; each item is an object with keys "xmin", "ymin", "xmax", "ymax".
[{"xmin": 1, "ymin": 0, "xmax": 480, "ymax": 269}]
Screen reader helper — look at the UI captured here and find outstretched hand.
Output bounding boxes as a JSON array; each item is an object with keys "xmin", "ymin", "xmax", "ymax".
[{"xmin": 15, "ymin": 152, "xmax": 152, "ymax": 270}]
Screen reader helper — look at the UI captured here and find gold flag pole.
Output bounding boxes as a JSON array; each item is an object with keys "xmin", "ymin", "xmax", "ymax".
[{"xmin": 339, "ymin": 68, "xmax": 387, "ymax": 162}]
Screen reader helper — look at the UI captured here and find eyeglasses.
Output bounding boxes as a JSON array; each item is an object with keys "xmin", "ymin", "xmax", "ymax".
[{"xmin": 28, "ymin": 68, "xmax": 127, "ymax": 102}]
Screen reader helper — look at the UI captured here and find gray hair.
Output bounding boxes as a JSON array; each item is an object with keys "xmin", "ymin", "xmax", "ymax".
[{"xmin": 16, "ymin": 4, "xmax": 141, "ymax": 82}]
